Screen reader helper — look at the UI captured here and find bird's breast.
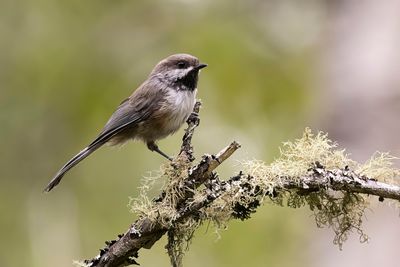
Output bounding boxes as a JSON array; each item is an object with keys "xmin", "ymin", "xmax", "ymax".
[
  {"xmin": 137, "ymin": 88, "xmax": 196, "ymax": 142},
  {"xmin": 163, "ymin": 88, "xmax": 196, "ymax": 133}
]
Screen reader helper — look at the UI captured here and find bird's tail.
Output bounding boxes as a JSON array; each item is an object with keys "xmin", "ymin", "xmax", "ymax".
[
  {"xmin": 44, "ymin": 144, "xmax": 102, "ymax": 192},
  {"xmin": 44, "ymin": 111, "xmax": 141, "ymax": 192}
]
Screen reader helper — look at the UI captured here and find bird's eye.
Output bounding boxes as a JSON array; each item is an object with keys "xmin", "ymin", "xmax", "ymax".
[{"xmin": 177, "ymin": 61, "xmax": 187, "ymax": 68}]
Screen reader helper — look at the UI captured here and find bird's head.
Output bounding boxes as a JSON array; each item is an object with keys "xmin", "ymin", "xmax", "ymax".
[{"xmin": 150, "ymin": 53, "xmax": 207, "ymax": 91}]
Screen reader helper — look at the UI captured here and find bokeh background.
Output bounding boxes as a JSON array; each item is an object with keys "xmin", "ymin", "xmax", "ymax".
[{"xmin": 1, "ymin": 0, "xmax": 400, "ymax": 266}]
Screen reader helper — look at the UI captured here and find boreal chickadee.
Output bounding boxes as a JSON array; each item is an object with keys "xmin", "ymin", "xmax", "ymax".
[{"xmin": 44, "ymin": 54, "xmax": 207, "ymax": 192}]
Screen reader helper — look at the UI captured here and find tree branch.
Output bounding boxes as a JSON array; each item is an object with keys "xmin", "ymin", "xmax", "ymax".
[
  {"xmin": 83, "ymin": 101, "xmax": 240, "ymax": 267},
  {"xmin": 281, "ymin": 166, "xmax": 400, "ymax": 201},
  {"xmin": 82, "ymin": 102, "xmax": 400, "ymax": 267}
]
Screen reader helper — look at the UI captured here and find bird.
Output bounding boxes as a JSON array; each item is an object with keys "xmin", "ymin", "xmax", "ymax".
[{"xmin": 44, "ymin": 53, "xmax": 207, "ymax": 192}]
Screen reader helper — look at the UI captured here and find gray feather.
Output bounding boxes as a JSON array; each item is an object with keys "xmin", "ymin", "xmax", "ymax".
[
  {"xmin": 44, "ymin": 53, "xmax": 203, "ymax": 192},
  {"xmin": 43, "ymin": 115, "xmax": 145, "ymax": 192}
]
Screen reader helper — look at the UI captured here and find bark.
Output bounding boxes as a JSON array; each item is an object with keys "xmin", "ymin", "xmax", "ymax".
[{"xmin": 83, "ymin": 102, "xmax": 400, "ymax": 267}]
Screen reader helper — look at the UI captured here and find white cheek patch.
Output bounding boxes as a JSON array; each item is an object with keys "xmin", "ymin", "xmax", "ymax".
[{"xmin": 166, "ymin": 68, "xmax": 191, "ymax": 81}]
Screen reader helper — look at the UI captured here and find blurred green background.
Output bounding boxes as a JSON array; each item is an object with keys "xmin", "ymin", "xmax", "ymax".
[{"xmin": 2, "ymin": 1, "xmax": 400, "ymax": 267}]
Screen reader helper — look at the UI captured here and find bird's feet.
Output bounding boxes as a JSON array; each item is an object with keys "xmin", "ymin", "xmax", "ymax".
[{"xmin": 147, "ymin": 141, "xmax": 173, "ymax": 161}]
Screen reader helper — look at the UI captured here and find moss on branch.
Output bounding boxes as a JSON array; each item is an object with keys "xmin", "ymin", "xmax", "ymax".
[{"xmin": 81, "ymin": 106, "xmax": 400, "ymax": 267}]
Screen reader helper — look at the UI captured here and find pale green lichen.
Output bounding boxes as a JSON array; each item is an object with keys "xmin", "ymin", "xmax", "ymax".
[
  {"xmin": 166, "ymin": 226, "xmax": 197, "ymax": 267},
  {"xmin": 129, "ymin": 156, "xmax": 199, "ymax": 267},
  {"xmin": 306, "ymin": 191, "xmax": 369, "ymax": 247},
  {"xmin": 129, "ymin": 156, "xmax": 193, "ymax": 227},
  {"xmin": 240, "ymin": 128, "xmax": 399, "ymax": 249},
  {"xmin": 357, "ymin": 152, "xmax": 400, "ymax": 185},
  {"xmin": 242, "ymin": 128, "xmax": 356, "ymax": 182},
  {"xmin": 129, "ymin": 128, "xmax": 400, "ymax": 261}
]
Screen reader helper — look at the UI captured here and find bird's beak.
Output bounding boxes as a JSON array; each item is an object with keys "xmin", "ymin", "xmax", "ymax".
[{"xmin": 194, "ymin": 63, "xmax": 208, "ymax": 70}]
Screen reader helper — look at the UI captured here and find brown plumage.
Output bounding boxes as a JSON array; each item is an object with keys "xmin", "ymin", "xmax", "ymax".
[{"xmin": 44, "ymin": 54, "xmax": 207, "ymax": 192}]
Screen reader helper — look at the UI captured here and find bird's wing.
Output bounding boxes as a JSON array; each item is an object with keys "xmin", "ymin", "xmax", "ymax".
[
  {"xmin": 44, "ymin": 80, "xmax": 166, "ymax": 192},
  {"xmin": 87, "ymin": 99, "xmax": 148, "ymax": 147},
  {"xmin": 90, "ymin": 80, "xmax": 165, "ymax": 147}
]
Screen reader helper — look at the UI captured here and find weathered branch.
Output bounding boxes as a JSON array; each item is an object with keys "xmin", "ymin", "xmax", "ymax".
[
  {"xmin": 82, "ymin": 102, "xmax": 400, "ymax": 267},
  {"xmin": 83, "ymin": 102, "xmax": 240, "ymax": 267},
  {"xmin": 281, "ymin": 166, "xmax": 400, "ymax": 201}
]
